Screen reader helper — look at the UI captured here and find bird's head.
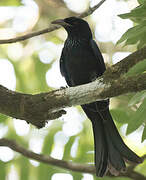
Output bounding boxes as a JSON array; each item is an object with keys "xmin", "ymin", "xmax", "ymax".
[{"xmin": 51, "ymin": 17, "xmax": 92, "ymax": 40}]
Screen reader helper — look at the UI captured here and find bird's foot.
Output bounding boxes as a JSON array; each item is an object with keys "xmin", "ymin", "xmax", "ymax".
[{"xmin": 60, "ymin": 86, "xmax": 68, "ymax": 90}]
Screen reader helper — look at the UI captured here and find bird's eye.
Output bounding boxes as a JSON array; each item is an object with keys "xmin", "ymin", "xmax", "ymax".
[
  {"xmin": 72, "ymin": 21, "xmax": 78, "ymax": 25},
  {"xmin": 68, "ymin": 21, "xmax": 79, "ymax": 26}
]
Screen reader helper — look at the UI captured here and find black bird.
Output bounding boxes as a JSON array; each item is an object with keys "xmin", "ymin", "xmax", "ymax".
[{"xmin": 52, "ymin": 17, "xmax": 142, "ymax": 177}]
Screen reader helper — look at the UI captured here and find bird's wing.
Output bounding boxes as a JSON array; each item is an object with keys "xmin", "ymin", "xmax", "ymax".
[
  {"xmin": 60, "ymin": 50, "xmax": 66, "ymax": 77},
  {"xmin": 60, "ymin": 49, "xmax": 72, "ymax": 86},
  {"xmin": 89, "ymin": 39, "xmax": 109, "ymax": 111},
  {"xmin": 90, "ymin": 39, "xmax": 106, "ymax": 75}
]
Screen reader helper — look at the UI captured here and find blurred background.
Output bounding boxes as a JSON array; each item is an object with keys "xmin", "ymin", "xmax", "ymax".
[{"xmin": 0, "ymin": 0, "xmax": 146, "ymax": 179}]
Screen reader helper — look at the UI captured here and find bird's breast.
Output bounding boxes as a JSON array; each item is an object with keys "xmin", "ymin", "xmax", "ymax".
[{"xmin": 63, "ymin": 41, "xmax": 99, "ymax": 86}]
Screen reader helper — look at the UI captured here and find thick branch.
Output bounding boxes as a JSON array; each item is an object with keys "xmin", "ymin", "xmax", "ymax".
[
  {"xmin": 0, "ymin": 0, "xmax": 106, "ymax": 44},
  {"xmin": 0, "ymin": 138, "xmax": 145, "ymax": 180},
  {"xmin": 0, "ymin": 73, "xmax": 145, "ymax": 128}
]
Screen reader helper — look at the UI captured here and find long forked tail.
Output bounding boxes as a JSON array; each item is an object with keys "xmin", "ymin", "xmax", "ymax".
[
  {"xmin": 82, "ymin": 102, "xmax": 142, "ymax": 177},
  {"xmin": 91, "ymin": 116, "xmax": 108, "ymax": 176},
  {"xmin": 103, "ymin": 109, "xmax": 142, "ymax": 164}
]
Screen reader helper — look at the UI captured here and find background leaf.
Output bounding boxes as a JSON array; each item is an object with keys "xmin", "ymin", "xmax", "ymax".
[
  {"xmin": 118, "ymin": 1, "xmax": 146, "ymax": 48},
  {"xmin": 0, "ymin": 0, "xmax": 21, "ymax": 6},
  {"xmin": 127, "ymin": 99, "xmax": 146, "ymax": 135},
  {"xmin": 128, "ymin": 90, "xmax": 146, "ymax": 106},
  {"xmin": 142, "ymin": 124, "xmax": 146, "ymax": 142}
]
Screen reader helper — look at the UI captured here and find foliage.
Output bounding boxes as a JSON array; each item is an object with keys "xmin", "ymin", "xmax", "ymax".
[
  {"xmin": 117, "ymin": 0, "xmax": 146, "ymax": 48},
  {"xmin": 117, "ymin": 0, "xmax": 146, "ymax": 144},
  {"xmin": 0, "ymin": 0, "xmax": 21, "ymax": 6}
]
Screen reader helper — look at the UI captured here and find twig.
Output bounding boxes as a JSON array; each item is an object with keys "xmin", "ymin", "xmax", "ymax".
[
  {"xmin": 0, "ymin": 138, "xmax": 145, "ymax": 180},
  {"xmin": 0, "ymin": 0, "xmax": 107, "ymax": 44},
  {"xmin": 0, "ymin": 25, "xmax": 60, "ymax": 44},
  {"xmin": 0, "ymin": 138, "xmax": 95, "ymax": 174},
  {"xmin": 79, "ymin": 0, "xmax": 106, "ymax": 18}
]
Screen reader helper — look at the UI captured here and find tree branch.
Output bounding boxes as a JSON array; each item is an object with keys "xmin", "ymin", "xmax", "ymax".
[
  {"xmin": 0, "ymin": 138, "xmax": 95, "ymax": 174},
  {"xmin": 0, "ymin": 73, "xmax": 145, "ymax": 128},
  {"xmin": 0, "ymin": 25, "xmax": 60, "ymax": 44},
  {"xmin": 104, "ymin": 46, "xmax": 146, "ymax": 79},
  {"xmin": 0, "ymin": 46, "xmax": 146, "ymax": 128},
  {"xmin": 0, "ymin": 138, "xmax": 145, "ymax": 180},
  {"xmin": 78, "ymin": 0, "xmax": 106, "ymax": 18},
  {"xmin": 0, "ymin": 0, "xmax": 106, "ymax": 44}
]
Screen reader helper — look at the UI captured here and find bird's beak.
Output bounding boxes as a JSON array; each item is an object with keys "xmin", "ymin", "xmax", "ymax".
[{"xmin": 51, "ymin": 19, "xmax": 71, "ymax": 27}]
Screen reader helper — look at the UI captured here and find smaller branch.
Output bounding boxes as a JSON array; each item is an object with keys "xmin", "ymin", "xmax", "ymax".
[
  {"xmin": 121, "ymin": 171, "xmax": 146, "ymax": 180},
  {"xmin": 0, "ymin": 138, "xmax": 95, "ymax": 174},
  {"xmin": 79, "ymin": 0, "xmax": 106, "ymax": 18},
  {"xmin": 127, "ymin": 154, "xmax": 146, "ymax": 172},
  {"xmin": 0, "ymin": 0, "xmax": 106, "ymax": 44},
  {"xmin": 104, "ymin": 46, "xmax": 146, "ymax": 79},
  {"xmin": 0, "ymin": 138, "xmax": 145, "ymax": 180},
  {"xmin": 0, "ymin": 25, "xmax": 60, "ymax": 44}
]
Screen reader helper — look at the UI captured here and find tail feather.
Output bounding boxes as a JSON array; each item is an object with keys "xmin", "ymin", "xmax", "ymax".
[
  {"xmin": 82, "ymin": 104, "xmax": 108, "ymax": 176},
  {"xmin": 92, "ymin": 119, "xmax": 108, "ymax": 176},
  {"xmin": 105, "ymin": 128, "xmax": 126, "ymax": 173},
  {"xmin": 103, "ymin": 110, "xmax": 142, "ymax": 164},
  {"xmin": 82, "ymin": 103, "xmax": 142, "ymax": 177}
]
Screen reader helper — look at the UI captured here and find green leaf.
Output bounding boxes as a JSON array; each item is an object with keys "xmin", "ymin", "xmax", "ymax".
[
  {"xmin": 42, "ymin": 121, "xmax": 63, "ymax": 154},
  {"xmin": 134, "ymin": 158, "xmax": 146, "ymax": 176},
  {"xmin": 128, "ymin": 90, "xmax": 146, "ymax": 106},
  {"xmin": 142, "ymin": 124, "xmax": 146, "ymax": 142},
  {"xmin": 0, "ymin": 161, "xmax": 6, "ymax": 180},
  {"xmin": 0, "ymin": 113, "xmax": 8, "ymax": 123},
  {"xmin": 33, "ymin": 54, "xmax": 51, "ymax": 92},
  {"xmin": 138, "ymin": 0, "xmax": 146, "ymax": 5},
  {"xmin": 137, "ymin": 32, "xmax": 146, "ymax": 48},
  {"xmin": 124, "ymin": 34, "xmax": 140, "ymax": 46},
  {"xmin": 0, "ymin": 0, "xmax": 21, "ymax": 6},
  {"xmin": 119, "ymin": 4, "xmax": 146, "ymax": 20},
  {"xmin": 63, "ymin": 136, "xmax": 76, "ymax": 160},
  {"xmin": 118, "ymin": 2, "xmax": 146, "ymax": 47},
  {"xmin": 110, "ymin": 108, "xmax": 129, "ymax": 124},
  {"xmin": 117, "ymin": 23, "xmax": 146, "ymax": 44},
  {"xmin": 126, "ymin": 99, "xmax": 146, "ymax": 135},
  {"xmin": 14, "ymin": 54, "xmax": 51, "ymax": 93},
  {"xmin": 17, "ymin": 157, "xmax": 30, "ymax": 180},
  {"xmin": 127, "ymin": 59, "xmax": 146, "ymax": 75},
  {"xmin": 71, "ymin": 172, "xmax": 83, "ymax": 180},
  {"xmin": 38, "ymin": 121, "xmax": 63, "ymax": 180}
]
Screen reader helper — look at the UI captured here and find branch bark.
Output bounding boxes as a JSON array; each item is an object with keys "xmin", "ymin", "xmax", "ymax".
[
  {"xmin": 0, "ymin": 45, "xmax": 146, "ymax": 127},
  {"xmin": 0, "ymin": 0, "xmax": 106, "ymax": 44},
  {"xmin": 0, "ymin": 138, "xmax": 145, "ymax": 180},
  {"xmin": 0, "ymin": 73, "xmax": 145, "ymax": 128}
]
